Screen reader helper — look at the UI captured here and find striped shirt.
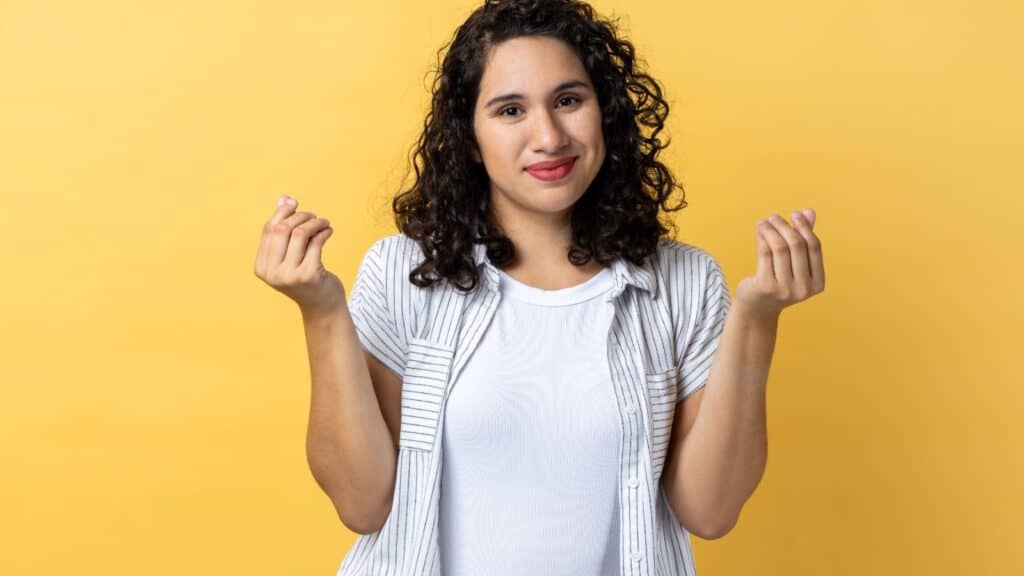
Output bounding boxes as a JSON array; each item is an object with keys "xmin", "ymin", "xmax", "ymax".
[{"xmin": 339, "ymin": 232, "xmax": 732, "ymax": 576}]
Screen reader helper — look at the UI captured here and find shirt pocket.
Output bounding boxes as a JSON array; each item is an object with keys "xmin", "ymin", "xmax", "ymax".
[
  {"xmin": 399, "ymin": 336, "xmax": 455, "ymax": 452},
  {"xmin": 645, "ymin": 368, "xmax": 680, "ymax": 474}
]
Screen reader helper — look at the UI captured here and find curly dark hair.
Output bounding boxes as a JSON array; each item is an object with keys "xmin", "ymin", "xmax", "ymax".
[{"xmin": 393, "ymin": 0, "xmax": 687, "ymax": 293}]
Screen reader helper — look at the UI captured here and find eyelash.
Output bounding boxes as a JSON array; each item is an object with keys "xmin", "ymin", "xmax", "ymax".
[{"xmin": 498, "ymin": 95, "xmax": 582, "ymax": 117}]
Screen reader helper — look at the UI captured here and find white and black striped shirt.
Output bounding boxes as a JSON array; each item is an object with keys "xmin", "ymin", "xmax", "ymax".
[{"xmin": 339, "ymin": 232, "xmax": 731, "ymax": 576}]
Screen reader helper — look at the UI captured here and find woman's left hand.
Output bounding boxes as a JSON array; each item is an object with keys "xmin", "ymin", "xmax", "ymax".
[{"xmin": 734, "ymin": 208, "xmax": 826, "ymax": 322}]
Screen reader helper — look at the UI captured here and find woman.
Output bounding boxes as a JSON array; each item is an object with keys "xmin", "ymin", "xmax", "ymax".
[{"xmin": 254, "ymin": 0, "xmax": 825, "ymax": 574}]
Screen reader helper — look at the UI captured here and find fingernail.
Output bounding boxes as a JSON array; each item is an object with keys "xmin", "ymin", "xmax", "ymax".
[{"xmin": 277, "ymin": 196, "xmax": 286, "ymax": 207}]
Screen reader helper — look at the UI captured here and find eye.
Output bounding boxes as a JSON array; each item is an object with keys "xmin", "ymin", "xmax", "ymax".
[
  {"xmin": 497, "ymin": 95, "xmax": 581, "ymax": 118},
  {"xmin": 498, "ymin": 105, "xmax": 522, "ymax": 117}
]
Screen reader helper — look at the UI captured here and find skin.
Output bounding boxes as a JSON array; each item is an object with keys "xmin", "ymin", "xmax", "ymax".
[{"xmin": 470, "ymin": 35, "xmax": 607, "ymax": 290}]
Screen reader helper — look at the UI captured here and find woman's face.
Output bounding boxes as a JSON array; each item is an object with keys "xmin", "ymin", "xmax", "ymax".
[{"xmin": 471, "ymin": 35, "xmax": 605, "ymax": 226}]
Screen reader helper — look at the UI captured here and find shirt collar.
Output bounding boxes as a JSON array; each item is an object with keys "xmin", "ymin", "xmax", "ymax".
[{"xmin": 472, "ymin": 241, "xmax": 657, "ymax": 300}]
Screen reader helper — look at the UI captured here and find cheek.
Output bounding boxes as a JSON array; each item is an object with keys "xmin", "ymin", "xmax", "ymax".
[
  {"xmin": 481, "ymin": 130, "xmax": 522, "ymax": 164},
  {"xmin": 574, "ymin": 108, "xmax": 605, "ymax": 144},
  {"xmin": 474, "ymin": 125, "xmax": 501, "ymax": 153},
  {"xmin": 582, "ymin": 118, "xmax": 605, "ymax": 160}
]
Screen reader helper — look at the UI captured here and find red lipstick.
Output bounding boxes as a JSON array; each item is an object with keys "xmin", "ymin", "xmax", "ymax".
[{"xmin": 526, "ymin": 156, "xmax": 577, "ymax": 182}]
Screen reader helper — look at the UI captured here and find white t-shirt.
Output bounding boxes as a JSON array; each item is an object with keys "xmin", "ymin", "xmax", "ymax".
[{"xmin": 439, "ymin": 264, "xmax": 621, "ymax": 575}]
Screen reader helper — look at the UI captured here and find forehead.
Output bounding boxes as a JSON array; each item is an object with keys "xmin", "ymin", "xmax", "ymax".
[{"xmin": 478, "ymin": 36, "xmax": 588, "ymax": 94}]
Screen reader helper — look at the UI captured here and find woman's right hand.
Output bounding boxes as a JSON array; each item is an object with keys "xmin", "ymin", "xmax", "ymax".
[{"xmin": 254, "ymin": 195, "xmax": 345, "ymax": 318}]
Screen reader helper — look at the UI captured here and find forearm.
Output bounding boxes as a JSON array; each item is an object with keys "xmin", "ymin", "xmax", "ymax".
[
  {"xmin": 679, "ymin": 301, "xmax": 776, "ymax": 534},
  {"xmin": 303, "ymin": 303, "xmax": 396, "ymax": 534}
]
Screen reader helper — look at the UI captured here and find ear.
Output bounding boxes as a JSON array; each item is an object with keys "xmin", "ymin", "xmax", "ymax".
[{"xmin": 470, "ymin": 142, "xmax": 482, "ymax": 163}]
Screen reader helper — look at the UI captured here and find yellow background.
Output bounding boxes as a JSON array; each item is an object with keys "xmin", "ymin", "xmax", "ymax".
[{"xmin": 2, "ymin": 0, "xmax": 1021, "ymax": 574}]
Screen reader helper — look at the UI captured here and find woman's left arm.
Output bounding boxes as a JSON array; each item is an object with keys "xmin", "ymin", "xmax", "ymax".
[{"xmin": 668, "ymin": 209, "xmax": 825, "ymax": 538}]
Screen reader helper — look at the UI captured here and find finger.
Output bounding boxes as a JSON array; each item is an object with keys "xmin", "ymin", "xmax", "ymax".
[
  {"xmin": 797, "ymin": 209, "xmax": 824, "ymax": 290},
  {"xmin": 790, "ymin": 210, "xmax": 820, "ymax": 283},
  {"xmin": 299, "ymin": 225, "xmax": 334, "ymax": 275},
  {"xmin": 257, "ymin": 196, "xmax": 298, "ymax": 276},
  {"xmin": 271, "ymin": 195, "xmax": 298, "ymax": 226},
  {"xmin": 269, "ymin": 211, "xmax": 317, "ymax": 271},
  {"xmin": 756, "ymin": 220, "xmax": 774, "ymax": 285},
  {"xmin": 760, "ymin": 215, "xmax": 793, "ymax": 286},
  {"xmin": 802, "ymin": 207, "xmax": 816, "ymax": 228},
  {"xmin": 284, "ymin": 216, "xmax": 330, "ymax": 269},
  {"xmin": 770, "ymin": 212, "xmax": 810, "ymax": 287}
]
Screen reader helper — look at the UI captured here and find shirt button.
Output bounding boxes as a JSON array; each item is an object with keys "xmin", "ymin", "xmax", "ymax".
[
  {"xmin": 631, "ymin": 551, "xmax": 642, "ymax": 562},
  {"xmin": 626, "ymin": 404, "xmax": 636, "ymax": 415},
  {"xmin": 628, "ymin": 476, "xmax": 639, "ymax": 488}
]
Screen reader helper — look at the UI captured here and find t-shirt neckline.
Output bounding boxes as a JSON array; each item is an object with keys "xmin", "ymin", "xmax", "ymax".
[{"xmin": 497, "ymin": 265, "xmax": 614, "ymax": 306}]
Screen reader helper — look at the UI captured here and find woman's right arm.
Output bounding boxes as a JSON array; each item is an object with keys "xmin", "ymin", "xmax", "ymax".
[
  {"xmin": 301, "ymin": 302, "xmax": 398, "ymax": 536},
  {"xmin": 253, "ymin": 195, "xmax": 397, "ymax": 535}
]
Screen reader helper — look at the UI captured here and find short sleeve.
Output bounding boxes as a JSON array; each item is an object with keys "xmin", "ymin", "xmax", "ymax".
[
  {"xmin": 675, "ymin": 251, "xmax": 732, "ymax": 402},
  {"xmin": 346, "ymin": 238, "xmax": 407, "ymax": 380}
]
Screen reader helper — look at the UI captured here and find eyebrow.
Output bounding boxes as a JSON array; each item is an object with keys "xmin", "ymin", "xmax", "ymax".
[{"xmin": 482, "ymin": 80, "xmax": 591, "ymax": 110}]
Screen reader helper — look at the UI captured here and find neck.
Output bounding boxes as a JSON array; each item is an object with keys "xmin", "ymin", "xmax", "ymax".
[
  {"xmin": 487, "ymin": 200, "xmax": 605, "ymax": 288},
  {"xmin": 488, "ymin": 201, "xmax": 572, "ymax": 268}
]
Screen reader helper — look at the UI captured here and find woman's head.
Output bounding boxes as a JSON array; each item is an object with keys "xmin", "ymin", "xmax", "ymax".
[
  {"xmin": 394, "ymin": 0, "xmax": 686, "ymax": 293},
  {"xmin": 471, "ymin": 35, "xmax": 606, "ymax": 241}
]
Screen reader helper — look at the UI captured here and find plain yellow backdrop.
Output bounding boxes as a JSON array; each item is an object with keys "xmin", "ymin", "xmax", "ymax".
[{"xmin": 2, "ymin": 0, "xmax": 1021, "ymax": 574}]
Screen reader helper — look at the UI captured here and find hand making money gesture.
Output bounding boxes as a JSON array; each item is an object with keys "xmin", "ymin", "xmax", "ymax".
[
  {"xmin": 734, "ymin": 208, "xmax": 825, "ymax": 322},
  {"xmin": 253, "ymin": 195, "xmax": 345, "ymax": 319}
]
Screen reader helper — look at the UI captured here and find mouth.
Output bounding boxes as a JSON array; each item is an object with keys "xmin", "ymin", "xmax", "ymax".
[{"xmin": 526, "ymin": 157, "xmax": 577, "ymax": 182}]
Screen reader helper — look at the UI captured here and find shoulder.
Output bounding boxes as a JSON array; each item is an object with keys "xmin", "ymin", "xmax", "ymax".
[
  {"xmin": 365, "ymin": 233, "xmax": 426, "ymax": 276},
  {"xmin": 652, "ymin": 237, "xmax": 725, "ymax": 282},
  {"xmin": 369, "ymin": 232, "xmax": 421, "ymax": 260},
  {"xmin": 648, "ymin": 237, "xmax": 729, "ymax": 318},
  {"xmin": 362, "ymin": 233, "xmax": 440, "ymax": 312}
]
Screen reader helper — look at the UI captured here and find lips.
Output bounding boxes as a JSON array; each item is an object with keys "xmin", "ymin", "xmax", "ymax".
[
  {"xmin": 525, "ymin": 156, "xmax": 577, "ymax": 182},
  {"xmin": 526, "ymin": 157, "xmax": 576, "ymax": 171}
]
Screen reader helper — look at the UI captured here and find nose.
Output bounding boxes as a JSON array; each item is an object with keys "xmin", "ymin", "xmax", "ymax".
[{"xmin": 530, "ymin": 108, "xmax": 570, "ymax": 153}]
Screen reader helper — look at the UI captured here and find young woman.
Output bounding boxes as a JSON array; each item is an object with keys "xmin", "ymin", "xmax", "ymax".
[{"xmin": 254, "ymin": 0, "xmax": 825, "ymax": 574}]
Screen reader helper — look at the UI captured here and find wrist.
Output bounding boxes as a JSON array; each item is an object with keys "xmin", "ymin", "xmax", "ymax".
[
  {"xmin": 731, "ymin": 299, "xmax": 780, "ymax": 331},
  {"xmin": 300, "ymin": 300, "xmax": 349, "ymax": 327}
]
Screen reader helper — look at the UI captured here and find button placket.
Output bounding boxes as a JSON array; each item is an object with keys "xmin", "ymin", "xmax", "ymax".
[{"xmin": 605, "ymin": 278, "xmax": 654, "ymax": 573}]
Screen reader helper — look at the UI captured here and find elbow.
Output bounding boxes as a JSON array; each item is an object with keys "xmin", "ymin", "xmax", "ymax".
[
  {"xmin": 337, "ymin": 503, "xmax": 390, "ymax": 535},
  {"xmin": 340, "ymin": 516, "xmax": 383, "ymax": 536},
  {"xmin": 667, "ymin": 485, "xmax": 738, "ymax": 540},
  {"xmin": 687, "ymin": 512, "xmax": 738, "ymax": 541},
  {"xmin": 331, "ymin": 489, "xmax": 393, "ymax": 535}
]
